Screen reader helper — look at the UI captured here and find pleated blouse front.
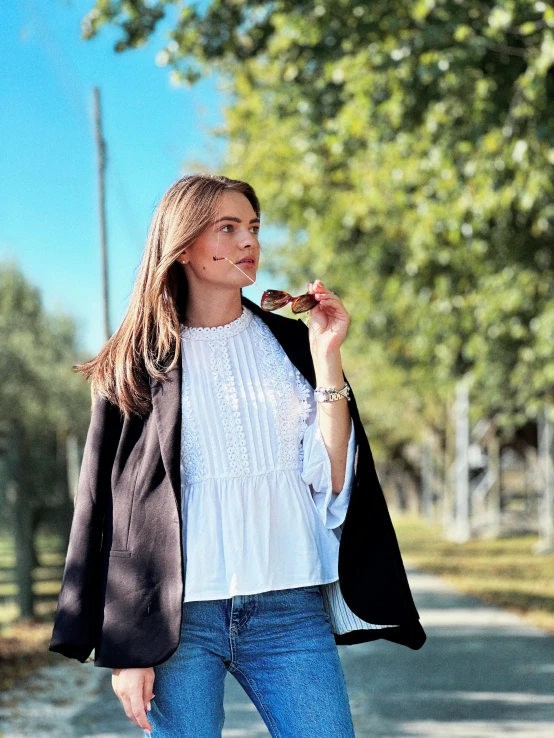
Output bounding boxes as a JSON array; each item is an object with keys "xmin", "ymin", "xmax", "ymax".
[{"xmin": 179, "ymin": 304, "xmax": 356, "ymax": 603}]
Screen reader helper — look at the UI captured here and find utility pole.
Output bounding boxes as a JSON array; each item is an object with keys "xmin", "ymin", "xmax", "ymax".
[
  {"xmin": 93, "ymin": 86, "xmax": 111, "ymax": 342},
  {"xmin": 421, "ymin": 432, "xmax": 435, "ymax": 519},
  {"xmin": 535, "ymin": 403, "xmax": 554, "ymax": 553},
  {"xmin": 447, "ymin": 379, "xmax": 471, "ymax": 542}
]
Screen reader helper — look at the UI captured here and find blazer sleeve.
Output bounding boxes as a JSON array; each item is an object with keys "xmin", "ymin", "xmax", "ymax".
[{"xmin": 49, "ymin": 394, "xmax": 123, "ymax": 663}]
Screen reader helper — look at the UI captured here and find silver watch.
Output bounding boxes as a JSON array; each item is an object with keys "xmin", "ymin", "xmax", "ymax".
[{"xmin": 314, "ymin": 381, "xmax": 351, "ymax": 403}]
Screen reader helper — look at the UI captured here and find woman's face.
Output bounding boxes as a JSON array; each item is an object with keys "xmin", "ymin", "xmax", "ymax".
[{"xmin": 179, "ymin": 190, "xmax": 260, "ymax": 288}]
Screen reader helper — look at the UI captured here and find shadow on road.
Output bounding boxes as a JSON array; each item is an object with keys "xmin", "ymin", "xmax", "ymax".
[{"xmin": 1, "ymin": 568, "xmax": 553, "ymax": 737}]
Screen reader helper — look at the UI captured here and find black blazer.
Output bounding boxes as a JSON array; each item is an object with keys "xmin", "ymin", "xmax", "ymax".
[{"xmin": 49, "ymin": 294, "xmax": 426, "ymax": 668}]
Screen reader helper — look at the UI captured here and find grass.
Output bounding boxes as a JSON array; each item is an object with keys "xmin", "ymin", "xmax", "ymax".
[
  {"xmin": 393, "ymin": 515, "xmax": 554, "ymax": 634},
  {"xmin": 0, "ymin": 620, "xmax": 61, "ymax": 691},
  {"xmin": 2, "ymin": 522, "xmax": 553, "ymax": 690},
  {"xmin": 0, "ymin": 533, "xmax": 65, "ymax": 690}
]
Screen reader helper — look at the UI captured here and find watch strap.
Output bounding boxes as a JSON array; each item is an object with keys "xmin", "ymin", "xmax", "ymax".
[{"xmin": 314, "ymin": 381, "xmax": 351, "ymax": 403}]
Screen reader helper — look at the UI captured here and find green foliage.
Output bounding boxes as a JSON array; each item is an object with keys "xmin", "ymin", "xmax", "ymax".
[
  {"xmin": 0, "ymin": 262, "xmax": 91, "ymax": 517},
  {"xmin": 84, "ymin": 0, "xmax": 554, "ymax": 455},
  {"xmin": 394, "ymin": 515, "xmax": 554, "ymax": 633}
]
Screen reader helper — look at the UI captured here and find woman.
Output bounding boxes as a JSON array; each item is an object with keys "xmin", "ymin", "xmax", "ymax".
[{"xmin": 49, "ymin": 174, "xmax": 425, "ymax": 737}]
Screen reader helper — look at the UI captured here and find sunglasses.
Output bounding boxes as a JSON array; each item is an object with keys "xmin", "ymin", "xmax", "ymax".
[{"xmin": 260, "ymin": 289, "xmax": 319, "ymax": 314}]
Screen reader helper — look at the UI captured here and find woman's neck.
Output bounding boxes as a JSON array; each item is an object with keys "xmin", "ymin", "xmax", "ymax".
[{"xmin": 182, "ymin": 290, "xmax": 243, "ymax": 329}]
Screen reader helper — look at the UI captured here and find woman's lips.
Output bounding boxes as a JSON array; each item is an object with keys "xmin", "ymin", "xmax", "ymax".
[{"xmin": 237, "ymin": 259, "xmax": 256, "ymax": 267}]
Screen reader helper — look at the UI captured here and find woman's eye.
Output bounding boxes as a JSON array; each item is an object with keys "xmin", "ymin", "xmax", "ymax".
[{"xmin": 220, "ymin": 224, "xmax": 260, "ymax": 234}]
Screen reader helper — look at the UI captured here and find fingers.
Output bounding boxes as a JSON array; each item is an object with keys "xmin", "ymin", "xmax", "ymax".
[
  {"xmin": 307, "ymin": 279, "xmax": 350, "ymax": 328},
  {"xmin": 315, "ymin": 292, "xmax": 339, "ymax": 301},
  {"xmin": 308, "ymin": 279, "xmax": 331, "ymax": 294},
  {"xmin": 308, "ymin": 279, "xmax": 336, "ymax": 299},
  {"xmin": 113, "ymin": 668, "xmax": 154, "ymax": 733},
  {"xmin": 307, "ymin": 279, "xmax": 341, "ymax": 308},
  {"xmin": 130, "ymin": 694, "xmax": 152, "ymax": 732},
  {"xmin": 143, "ymin": 671, "xmax": 156, "ymax": 715}
]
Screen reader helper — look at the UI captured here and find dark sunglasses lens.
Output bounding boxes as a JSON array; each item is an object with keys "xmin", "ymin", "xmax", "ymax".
[
  {"xmin": 291, "ymin": 293, "xmax": 319, "ymax": 313},
  {"xmin": 261, "ymin": 290, "xmax": 291, "ymax": 311}
]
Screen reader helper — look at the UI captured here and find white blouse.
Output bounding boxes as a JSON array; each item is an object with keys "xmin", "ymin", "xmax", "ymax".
[{"xmin": 179, "ymin": 304, "xmax": 356, "ymax": 602}]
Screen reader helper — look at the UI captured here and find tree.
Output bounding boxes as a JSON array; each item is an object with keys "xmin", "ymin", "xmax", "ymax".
[
  {"xmin": 0, "ymin": 261, "xmax": 91, "ymax": 616},
  {"xmin": 83, "ymin": 1, "xmax": 554, "ymax": 459}
]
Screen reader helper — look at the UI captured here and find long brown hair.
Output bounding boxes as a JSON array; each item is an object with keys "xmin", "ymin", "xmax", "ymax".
[{"xmin": 75, "ymin": 174, "xmax": 260, "ymax": 420}]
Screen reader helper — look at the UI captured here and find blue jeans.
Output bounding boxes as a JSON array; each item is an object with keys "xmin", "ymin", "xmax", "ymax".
[{"xmin": 146, "ymin": 584, "xmax": 356, "ymax": 737}]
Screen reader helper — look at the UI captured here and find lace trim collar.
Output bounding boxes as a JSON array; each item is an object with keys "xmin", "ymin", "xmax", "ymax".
[{"xmin": 181, "ymin": 305, "xmax": 253, "ymax": 341}]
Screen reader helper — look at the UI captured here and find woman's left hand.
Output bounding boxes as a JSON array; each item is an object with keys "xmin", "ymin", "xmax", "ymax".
[{"xmin": 306, "ymin": 279, "xmax": 350, "ymax": 356}]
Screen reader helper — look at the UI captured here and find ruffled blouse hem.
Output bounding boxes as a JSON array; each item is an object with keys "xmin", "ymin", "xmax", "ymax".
[{"xmin": 183, "ymin": 576, "xmax": 342, "ymax": 603}]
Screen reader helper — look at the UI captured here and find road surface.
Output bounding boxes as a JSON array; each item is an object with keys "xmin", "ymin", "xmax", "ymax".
[{"xmin": 1, "ymin": 568, "xmax": 553, "ymax": 737}]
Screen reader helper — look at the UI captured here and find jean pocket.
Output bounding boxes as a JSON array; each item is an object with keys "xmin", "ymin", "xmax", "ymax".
[{"xmin": 294, "ymin": 584, "xmax": 321, "ymax": 593}]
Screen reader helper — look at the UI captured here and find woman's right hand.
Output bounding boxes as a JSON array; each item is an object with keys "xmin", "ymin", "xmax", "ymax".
[{"xmin": 112, "ymin": 667, "xmax": 155, "ymax": 733}]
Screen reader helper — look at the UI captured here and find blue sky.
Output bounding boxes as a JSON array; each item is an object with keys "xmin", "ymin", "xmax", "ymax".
[{"xmin": 2, "ymin": 0, "xmax": 275, "ymax": 354}]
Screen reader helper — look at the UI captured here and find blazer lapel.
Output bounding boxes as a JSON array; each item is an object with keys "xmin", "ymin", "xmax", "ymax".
[
  {"xmin": 241, "ymin": 294, "xmax": 317, "ymax": 388},
  {"xmin": 150, "ymin": 354, "xmax": 182, "ymax": 509},
  {"xmin": 150, "ymin": 293, "xmax": 317, "ymax": 510}
]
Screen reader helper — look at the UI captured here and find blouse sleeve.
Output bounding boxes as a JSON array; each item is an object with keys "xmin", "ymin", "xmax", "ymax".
[{"xmin": 300, "ymin": 390, "xmax": 357, "ymax": 530}]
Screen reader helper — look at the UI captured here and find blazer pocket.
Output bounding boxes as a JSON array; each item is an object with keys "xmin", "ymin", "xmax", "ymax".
[
  {"xmin": 109, "ymin": 549, "xmax": 132, "ymax": 558},
  {"xmin": 124, "ymin": 432, "xmax": 149, "ymax": 551}
]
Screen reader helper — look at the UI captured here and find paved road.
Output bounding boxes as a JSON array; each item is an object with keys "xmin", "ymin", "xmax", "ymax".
[{"xmin": 1, "ymin": 568, "xmax": 553, "ymax": 737}]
